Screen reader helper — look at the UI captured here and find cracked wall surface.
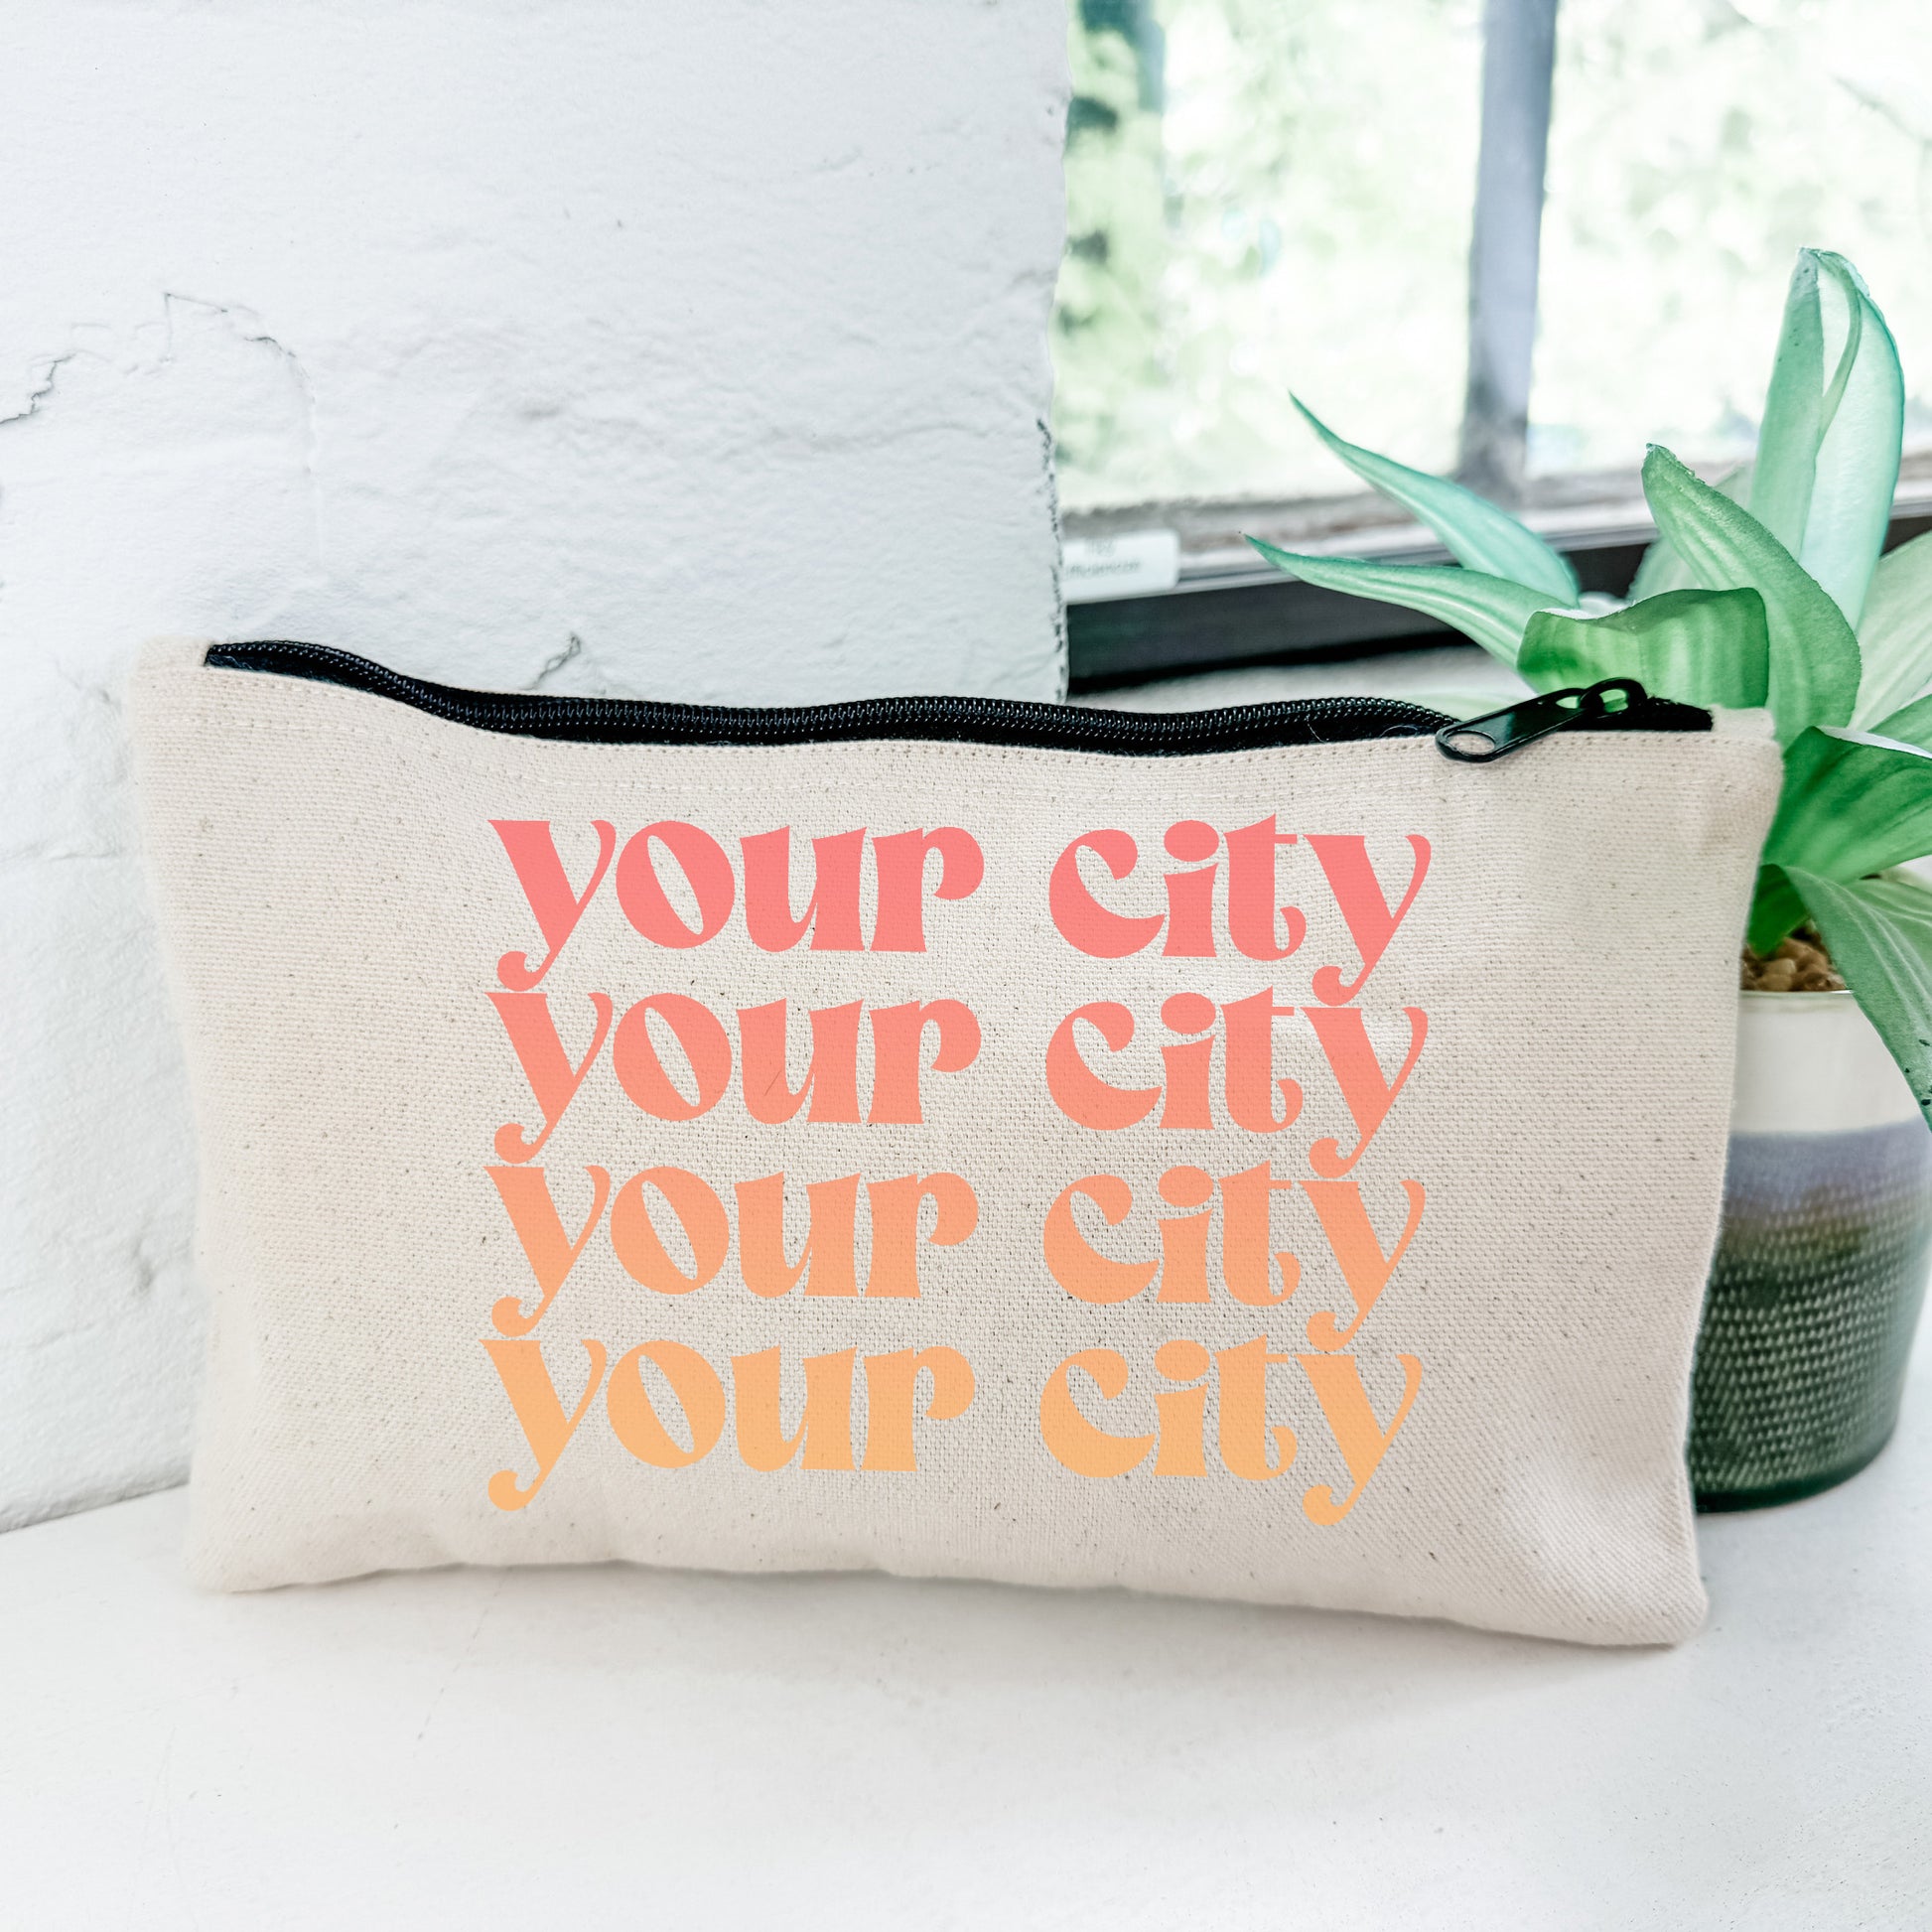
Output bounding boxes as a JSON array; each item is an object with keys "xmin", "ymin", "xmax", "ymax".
[{"xmin": 0, "ymin": 0, "xmax": 1070, "ymax": 1529}]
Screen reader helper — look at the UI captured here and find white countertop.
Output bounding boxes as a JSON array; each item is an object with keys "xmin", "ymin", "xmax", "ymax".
[{"xmin": 3, "ymin": 1339, "xmax": 1928, "ymax": 1930}]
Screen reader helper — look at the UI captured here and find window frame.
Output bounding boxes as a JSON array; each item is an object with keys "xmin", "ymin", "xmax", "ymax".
[
  {"xmin": 1065, "ymin": 467, "xmax": 1932, "ymax": 691},
  {"xmin": 1059, "ymin": 0, "xmax": 1932, "ymax": 691}
]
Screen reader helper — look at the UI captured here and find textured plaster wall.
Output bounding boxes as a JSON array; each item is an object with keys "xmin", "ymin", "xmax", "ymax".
[{"xmin": 0, "ymin": 0, "xmax": 1069, "ymax": 1528}]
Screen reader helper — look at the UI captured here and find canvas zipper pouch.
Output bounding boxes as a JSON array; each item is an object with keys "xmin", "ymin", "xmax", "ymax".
[{"xmin": 129, "ymin": 636, "xmax": 1781, "ymax": 1645}]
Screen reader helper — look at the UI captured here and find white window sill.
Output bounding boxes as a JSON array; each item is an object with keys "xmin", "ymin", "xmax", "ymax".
[{"xmin": 2, "ymin": 1333, "xmax": 1926, "ymax": 1925}]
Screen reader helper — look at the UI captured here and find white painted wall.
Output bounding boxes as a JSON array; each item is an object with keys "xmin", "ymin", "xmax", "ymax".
[{"xmin": 0, "ymin": 0, "xmax": 1069, "ymax": 1529}]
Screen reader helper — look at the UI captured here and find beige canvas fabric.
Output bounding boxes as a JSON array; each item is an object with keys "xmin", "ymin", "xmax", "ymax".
[{"xmin": 129, "ymin": 635, "xmax": 1782, "ymax": 1644}]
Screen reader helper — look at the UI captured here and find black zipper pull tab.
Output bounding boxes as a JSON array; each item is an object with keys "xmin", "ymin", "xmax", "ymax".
[{"xmin": 1435, "ymin": 677, "xmax": 1649, "ymax": 762}]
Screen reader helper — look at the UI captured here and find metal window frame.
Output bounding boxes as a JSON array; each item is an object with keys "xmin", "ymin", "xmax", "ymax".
[{"xmin": 1458, "ymin": 0, "xmax": 1561, "ymax": 504}]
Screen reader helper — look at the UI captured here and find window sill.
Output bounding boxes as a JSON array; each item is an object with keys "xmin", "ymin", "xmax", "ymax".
[{"xmin": 1065, "ymin": 459, "xmax": 1932, "ymax": 693}]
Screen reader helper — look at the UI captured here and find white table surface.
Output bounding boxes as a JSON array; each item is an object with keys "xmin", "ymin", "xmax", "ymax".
[{"xmin": 3, "ymin": 1341, "xmax": 1928, "ymax": 1931}]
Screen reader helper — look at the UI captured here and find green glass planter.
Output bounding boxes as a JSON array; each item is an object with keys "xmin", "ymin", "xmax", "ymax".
[{"xmin": 1691, "ymin": 990, "xmax": 1932, "ymax": 1511}]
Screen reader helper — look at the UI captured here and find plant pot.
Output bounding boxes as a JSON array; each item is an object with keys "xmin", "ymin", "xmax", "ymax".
[{"xmin": 1691, "ymin": 990, "xmax": 1932, "ymax": 1511}]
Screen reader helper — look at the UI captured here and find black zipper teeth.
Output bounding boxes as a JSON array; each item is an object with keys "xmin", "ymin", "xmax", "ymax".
[{"xmin": 205, "ymin": 640, "xmax": 1709, "ymax": 756}]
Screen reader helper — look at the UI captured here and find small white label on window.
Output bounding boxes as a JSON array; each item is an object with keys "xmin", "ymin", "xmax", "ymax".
[{"xmin": 1062, "ymin": 529, "xmax": 1180, "ymax": 604}]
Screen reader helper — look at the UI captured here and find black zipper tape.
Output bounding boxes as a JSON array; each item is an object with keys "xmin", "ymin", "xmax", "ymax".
[{"xmin": 205, "ymin": 641, "xmax": 1710, "ymax": 759}]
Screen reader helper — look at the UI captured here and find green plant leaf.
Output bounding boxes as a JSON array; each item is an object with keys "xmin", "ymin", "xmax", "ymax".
[
  {"xmin": 1641, "ymin": 446, "xmax": 1861, "ymax": 742},
  {"xmin": 1868, "ymin": 687, "xmax": 1932, "ymax": 753},
  {"xmin": 1750, "ymin": 254, "xmax": 1830, "ymax": 558},
  {"xmin": 1746, "ymin": 864, "xmax": 1809, "ymax": 955},
  {"xmin": 1516, "ymin": 588, "xmax": 1770, "ymax": 707},
  {"xmin": 1628, "ymin": 463, "xmax": 1751, "ymax": 600},
  {"xmin": 1852, "ymin": 529, "xmax": 1932, "ymax": 728},
  {"xmin": 1764, "ymin": 726, "xmax": 1932, "ymax": 881},
  {"xmin": 1805, "ymin": 250, "xmax": 1904, "ymax": 628},
  {"xmin": 1292, "ymin": 397, "xmax": 1579, "ymax": 602},
  {"xmin": 1244, "ymin": 537, "xmax": 1563, "ymax": 667},
  {"xmin": 1779, "ymin": 867, "xmax": 1932, "ymax": 1119},
  {"xmin": 1748, "ymin": 250, "xmax": 1903, "ymax": 630}
]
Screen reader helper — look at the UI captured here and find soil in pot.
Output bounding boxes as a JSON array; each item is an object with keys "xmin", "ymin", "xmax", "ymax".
[{"xmin": 1737, "ymin": 931, "xmax": 1844, "ymax": 995}]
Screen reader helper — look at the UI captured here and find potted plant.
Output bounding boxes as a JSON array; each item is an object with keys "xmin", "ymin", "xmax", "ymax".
[{"xmin": 1252, "ymin": 249, "xmax": 1932, "ymax": 1509}]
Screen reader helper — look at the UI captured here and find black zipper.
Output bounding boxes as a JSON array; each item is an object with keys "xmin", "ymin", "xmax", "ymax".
[
  {"xmin": 206, "ymin": 642, "xmax": 1710, "ymax": 760},
  {"xmin": 1433, "ymin": 678, "xmax": 1704, "ymax": 762}
]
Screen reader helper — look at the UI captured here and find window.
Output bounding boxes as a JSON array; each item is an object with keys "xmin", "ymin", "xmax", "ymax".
[
  {"xmin": 1055, "ymin": 0, "xmax": 1932, "ymax": 683},
  {"xmin": 1057, "ymin": 0, "xmax": 1482, "ymax": 510}
]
